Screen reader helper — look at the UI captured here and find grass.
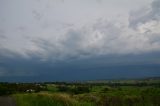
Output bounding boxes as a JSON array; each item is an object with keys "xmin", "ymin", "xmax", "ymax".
[
  {"xmin": 3, "ymin": 78, "xmax": 159, "ymax": 106},
  {"xmin": 12, "ymin": 87, "xmax": 160, "ymax": 106},
  {"xmin": 47, "ymin": 84, "xmax": 58, "ymax": 93},
  {"xmin": 13, "ymin": 93, "xmax": 95, "ymax": 106}
]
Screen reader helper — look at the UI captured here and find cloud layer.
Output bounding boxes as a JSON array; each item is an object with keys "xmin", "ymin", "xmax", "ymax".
[
  {"xmin": 0, "ymin": 0, "xmax": 159, "ymax": 60},
  {"xmin": 0, "ymin": 0, "xmax": 160, "ymax": 80}
]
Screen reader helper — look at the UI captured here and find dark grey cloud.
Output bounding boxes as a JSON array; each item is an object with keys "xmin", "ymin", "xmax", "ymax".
[
  {"xmin": 0, "ymin": 29, "xmax": 6, "ymax": 39},
  {"xmin": 148, "ymin": 33, "xmax": 160, "ymax": 43},
  {"xmin": 151, "ymin": 0, "xmax": 160, "ymax": 19},
  {"xmin": 129, "ymin": 0, "xmax": 160, "ymax": 29},
  {"xmin": 32, "ymin": 10, "xmax": 43, "ymax": 20},
  {"xmin": 0, "ymin": 51, "xmax": 160, "ymax": 82}
]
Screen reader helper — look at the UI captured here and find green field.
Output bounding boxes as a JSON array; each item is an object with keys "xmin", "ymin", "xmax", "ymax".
[{"xmin": 0, "ymin": 78, "xmax": 160, "ymax": 106}]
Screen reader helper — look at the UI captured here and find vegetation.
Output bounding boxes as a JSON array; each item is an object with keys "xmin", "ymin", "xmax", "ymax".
[
  {"xmin": 0, "ymin": 77, "xmax": 160, "ymax": 106},
  {"xmin": 13, "ymin": 93, "xmax": 94, "ymax": 106},
  {"xmin": 0, "ymin": 83, "xmax": 46, "ymax": 95}
]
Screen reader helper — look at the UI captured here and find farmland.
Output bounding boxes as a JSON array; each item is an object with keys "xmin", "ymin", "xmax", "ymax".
[{"xmin": 0, "ymin": 78, "xmax": 160, "ymax": 106}]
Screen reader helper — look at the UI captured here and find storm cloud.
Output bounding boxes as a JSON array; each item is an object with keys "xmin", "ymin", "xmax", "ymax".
[{"xmin": 0, "ymin": 0, "xmax": 160, "ymax": 81}]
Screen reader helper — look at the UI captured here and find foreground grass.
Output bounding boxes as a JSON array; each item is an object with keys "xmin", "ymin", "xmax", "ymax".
[
  {"xmin": 13, "ymin": 93, "xmax": 94, "ymax": 106},
  {"xmin": 12, "ymin": 87, "xmax": 160, "ymax": 106}
]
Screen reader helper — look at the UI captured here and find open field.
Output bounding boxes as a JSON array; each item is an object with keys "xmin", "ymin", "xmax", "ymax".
[{"xmin": 0, "ymin": 78, "xmax": 160, "ymax": 106}]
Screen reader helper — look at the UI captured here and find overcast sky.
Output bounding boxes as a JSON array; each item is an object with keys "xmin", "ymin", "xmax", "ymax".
[{"xmin": 0, "ymin": 0, "xmax": 160, "ymax": 81}]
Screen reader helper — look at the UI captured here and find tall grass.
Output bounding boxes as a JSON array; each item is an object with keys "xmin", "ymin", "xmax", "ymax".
[
  {"xmin": 13, "ymin": 93, "xmax": 95, "ymax": 106},
  {"xmin": 12, "ymin": 85, "xmax": 160, "ymax": 106}
]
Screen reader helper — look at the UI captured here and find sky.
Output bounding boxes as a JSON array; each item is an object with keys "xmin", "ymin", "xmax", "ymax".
[{"xmin": 0, "ymin": 0, "xmax": 160, "ymax": 82}]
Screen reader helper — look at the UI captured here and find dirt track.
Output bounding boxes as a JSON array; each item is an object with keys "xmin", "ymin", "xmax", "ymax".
[{"xmin": 0, "ymin": 96, "xmax": 16, "ymax": 106}]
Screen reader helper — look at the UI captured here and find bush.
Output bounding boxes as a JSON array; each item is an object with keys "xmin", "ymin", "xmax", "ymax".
[
  {"xmin": 57, "ymin": 85, "xmax": 70, "ymax": 92},
  {"xmin": 72, "ymin": 86, "xmax": 90, "ymax": 94}
]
